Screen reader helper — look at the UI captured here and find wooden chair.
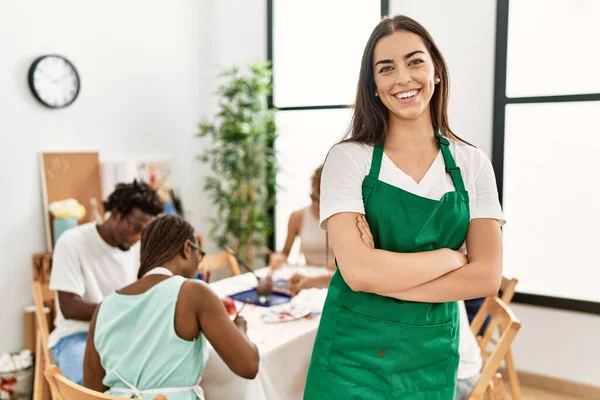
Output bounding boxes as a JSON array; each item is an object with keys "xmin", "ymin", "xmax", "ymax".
[
  {"xmin": 198, "ymin": 251, "xmax": 241, "ymax": 282},
  {"xmin": 497, "ymin": 276, "xmax": 520, "ymax": 399},
  {"xmin": 467, "ymin": 297, "xmax": 521, "ymax": 400},
  {"xmin": 195, "ymin": 233, "xmax": 203, "ymax": 249},
  {"xmin": 499, "ymin": 276, "xmax": 518, "ymax": 304},
  {"xmin": 32, "ymin": 252, "xmax": 55, "ymax": 400},
  {"xmin": 44, "ymin": 365, "xmax": 168, "ymax": 400},
  {"xmin": 32, "ymin": 281, "xmax": 53, "ymax": 400},
  {"xmin": 484, "ymin": 373, "xmax": 506, "ymax": 400},
  {"xmin": 473, "ymin": 276, "xmax": 521, "ymax": 399},
  {"xmin": 32, "ymin": 252, "xmax": 56, "ymax": 329}
]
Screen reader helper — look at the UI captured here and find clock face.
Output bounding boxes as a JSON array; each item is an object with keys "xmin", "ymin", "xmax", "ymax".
[{"xmin": 28, "ymin": 55, "xmax": 80, "ymax": 109}]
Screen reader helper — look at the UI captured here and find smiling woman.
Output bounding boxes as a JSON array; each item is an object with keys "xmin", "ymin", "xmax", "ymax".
[{"xmin": 303, "ymin": 15, "xmax": 504, "ymax": 400}]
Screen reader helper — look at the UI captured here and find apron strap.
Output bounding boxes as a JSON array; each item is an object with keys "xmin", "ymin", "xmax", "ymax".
[
  {"xmin": 111, "ymin": 369, "xmax": 142, "ymax": 398},
  {"xmin": 368, "ymin": 142, "xmax": 384, "ymax": 179},
  {"xmin": 110, "ymin": 369, "xmax": 205, "ymax": 399},
  {"xmin": 371, "ymin": 132, "xmax": 466, "ymax": 192},
  {"xmin": 143, "ymin": 267, "xmax": 174, "ymax": 278},
  {"xmin": 435, "ymin": 130, "xmax": 466, "ymax": 192}
]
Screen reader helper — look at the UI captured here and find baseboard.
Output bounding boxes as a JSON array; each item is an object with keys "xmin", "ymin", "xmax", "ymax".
[{"xmin": 506, "ymin": 369, "xmax": 600, "ymax": 399}]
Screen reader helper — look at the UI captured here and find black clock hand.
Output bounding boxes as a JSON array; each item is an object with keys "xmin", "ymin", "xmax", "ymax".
[
  {"xmin": 54, "ymin": 72, "xmax": 73, "ymax": 83},
  {"xmin": 38, "ymin": 68, "xmax": 55, "ymax": 82}
]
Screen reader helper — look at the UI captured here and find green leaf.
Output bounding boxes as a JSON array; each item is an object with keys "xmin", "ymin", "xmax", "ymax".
[{"xmin": 196, "ymin": 61, "xmax": 279, "ymax": 266}]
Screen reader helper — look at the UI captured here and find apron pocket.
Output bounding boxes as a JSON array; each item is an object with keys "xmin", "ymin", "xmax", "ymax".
[{"xmin": 326, "ymin": 306, "xmax": 456, "ymax": 394}]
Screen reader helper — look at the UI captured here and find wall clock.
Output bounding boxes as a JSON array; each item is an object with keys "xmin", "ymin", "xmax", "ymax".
[{"xmin": 28, "ymin": 55, "xmax": 80, "ymax": 109}]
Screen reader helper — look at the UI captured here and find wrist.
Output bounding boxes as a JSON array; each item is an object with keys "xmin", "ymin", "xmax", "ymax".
[
  {"xmin": 436, "ymin": 248, "xmax": 460, "ymax": 271},
  {"xmin": 303, "ymin": 276, "xmax": 316, "ymax": 289}
]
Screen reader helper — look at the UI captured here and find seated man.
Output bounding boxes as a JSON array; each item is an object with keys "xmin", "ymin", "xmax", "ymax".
[{"xmin": 49, "ymin": 180, "xmax": 163, "ymax": 384}]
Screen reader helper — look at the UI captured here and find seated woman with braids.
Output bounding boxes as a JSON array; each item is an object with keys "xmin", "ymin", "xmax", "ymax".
[{"xmin": 83, "ymin": 215, "xmax": 259, "ymax": 399}]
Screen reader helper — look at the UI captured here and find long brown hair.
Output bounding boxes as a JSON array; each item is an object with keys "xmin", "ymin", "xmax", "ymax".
[
  {"xmin": 138, "ymin": 215, "xmax": 195, "ymax": 278},
  {"xmin": 346, "ymin": 15, "xmax": 469, "ymax": 145}
]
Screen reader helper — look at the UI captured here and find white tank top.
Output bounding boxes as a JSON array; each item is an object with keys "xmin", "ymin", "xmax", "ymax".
[{"xmin": 299, "ymin": 207, "xmax": 333, "ymax": 266}]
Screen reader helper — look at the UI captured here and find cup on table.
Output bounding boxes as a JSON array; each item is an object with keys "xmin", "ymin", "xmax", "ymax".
[{"xmin": 256, "ymin": 277, "xmax": 273, "ymax": 304}]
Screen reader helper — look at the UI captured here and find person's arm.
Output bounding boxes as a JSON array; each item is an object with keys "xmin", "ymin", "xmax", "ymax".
[
  {"xmin": 326, "ymin": 260, "xmax": 336, "ymax": 270},
  {"xmin": 381, "ymin": 150, "xmax": 506, "ymax": 301},
  {"xmin": 192, "ymin": 282, "xmax": 259, "ymax": 379},
  {"xmin": 306, "ymin": 274, "xmax": 331, "ymax": 289},
  {"xmin": 269, "ymin": 210, "xmax": 302, "ymax": 268},
  {"xmin": 367, "ymin": 219, "xmax": 502, "ymax": 302},
  {"xmin": 50, "ymin": 234, "xmax": 97, "ymax": 321},
  {"xmin": 83, "ymin": 305, "xmax": 107, "ymax": 392},
  {"xmin": 328, "ymin": 213, "xmax": 467, "ymax": 293},
  {"xmin": 57, "ymin": 292, "xmax": 98, "ymax": 321},
  {"xmin": 287, "ymin": 272, "xmax": 332, "ymax": 296},
  {"xmin": 325, "ymin": 232, "xmax": 336, "ymax": 271}
]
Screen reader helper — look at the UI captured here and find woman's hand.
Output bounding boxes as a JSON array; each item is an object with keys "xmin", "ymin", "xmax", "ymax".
[
  {"xmin": 233, "ymin": 315, "xmax": 248, "ymax": 333},
  {"xmin": 287, "ymin": 273, "xmax": 313, "ymax": 296},
  {"xmin": 269, "ymin": 252, "xmax": 287, "ymax": 269},
  {"xmin": 357, "ymin": 215, "xmax": 467, "ymax": 271},
  {"xmin": 357, "ymin": 215, "xmax": 375, "ymax": 249},
  {"xmin": 451, "ymin": 249, "xmax": 468, "ymax": 270}
]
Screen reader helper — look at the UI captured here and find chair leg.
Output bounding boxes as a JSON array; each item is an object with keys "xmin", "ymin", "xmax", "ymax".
[
  {"xmin": 42, "ymin": 372, "xmax": 52, "ymax": 400},
  {"xmin": 505, "ymin": 350, "xmax": 522, "ymax": 400},
  {"xmin": 33, "ymin": 335, "xmax": 44, "ymax": 400},
  {"xmin": 485, "ymin": 373, "xmax": 506, "ymax": 400}
]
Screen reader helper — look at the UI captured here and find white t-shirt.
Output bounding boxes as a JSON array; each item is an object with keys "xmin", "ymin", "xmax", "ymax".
[
  {"xmin": 457, "ymin": 300, "xmax": 482, "ymax": 379},
  {"xmin": 320, "ymin": 139, "xmax": 504, "ymax": 379},
  {"xmin": 49, "ymin": 222, "xmax": 140, "ymax": 348}
]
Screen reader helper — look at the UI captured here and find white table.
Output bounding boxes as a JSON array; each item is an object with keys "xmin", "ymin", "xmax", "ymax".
[{"xmin": 200, "ymin": 266, "xmax": 328, "ymax": 400}]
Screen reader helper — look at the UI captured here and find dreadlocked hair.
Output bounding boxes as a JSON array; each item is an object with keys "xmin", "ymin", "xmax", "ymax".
[
  {"xmin": 104, "ymin": 180, "xmax": 164, "ymax": 218},
  {"xmin": 138, "ymin": 215, "xmax": 195, "ymax": 278}
]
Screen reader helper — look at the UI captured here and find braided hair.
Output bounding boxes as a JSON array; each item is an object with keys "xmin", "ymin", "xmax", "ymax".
[
  {"xmin": 104, "ymin": 180, "xmax": 164, "ymax": 217},
  {"xmin": 138, "ymin": 215, "xmax": 195, "ymax": 278}
]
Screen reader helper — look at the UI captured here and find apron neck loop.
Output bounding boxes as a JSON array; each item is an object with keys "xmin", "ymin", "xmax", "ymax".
[
  {"xmin": 370, "ymin": 130, "xmax": 466, "ymax": 192},
  {"xmin": 436, "ymin": 130, "xmax": 466, "ymax": 192},
  {"xmin": 143, "ymin": 267, "xmax": 174, "ymax": 278},
  {"xmin": 368, "ymin": 142, "xmax": 384, "ymax": 179}
]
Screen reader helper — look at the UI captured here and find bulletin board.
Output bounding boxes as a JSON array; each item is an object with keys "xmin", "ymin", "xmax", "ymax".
[{"xmin": 40, "ymin": 152, "xmax": 104, "ymax": 250}]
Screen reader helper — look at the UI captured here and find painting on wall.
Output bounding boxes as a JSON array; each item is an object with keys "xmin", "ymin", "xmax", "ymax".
[{"xmin": 136, "ymin": 160, "xmax": 179, "ymax": 215}]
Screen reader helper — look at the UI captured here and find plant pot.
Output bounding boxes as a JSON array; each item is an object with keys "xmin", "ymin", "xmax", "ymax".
[{"xmin": 53, "ymin": 217, "xmax": 78, "ymax": 244}]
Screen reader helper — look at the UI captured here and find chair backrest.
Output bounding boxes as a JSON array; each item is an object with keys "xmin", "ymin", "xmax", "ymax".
[
  {"xmin": 499, "ymin": 276, "xmax": 518, "ymax": 304},
  {"xmin": 44, "ymin": 365, "xmax": 168, "ymax": 400},
  {"xmin": 32, "ymin": 252, "xmax": 56, "ymax": 328},
  {"xmin": 32, "ymin": 281, "xmax": 52, "ymax": 366},
  {"xmin": 468, "ymin": 297, "xmax": 521, "ymax": 399},
  {"xmin": 198, "ymin": 251, "xmax": 241, "ymax": 281}
]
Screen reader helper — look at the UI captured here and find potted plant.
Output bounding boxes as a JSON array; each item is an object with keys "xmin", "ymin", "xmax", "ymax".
[
  {"xmin": 197, "ymin": 62, "xmax": 277, "ymax": 267},
  {"xmin": 49, "ymin": 198, "xmax": 87, "ymax": 244}
]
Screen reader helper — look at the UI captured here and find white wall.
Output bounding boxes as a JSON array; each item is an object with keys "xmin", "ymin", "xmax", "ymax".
[
  {"xmin": 4, "ymin": 0, "xmax": 598, "ymax": 387},
  {"xmin": 390, "ymin": 0, "xmax": 496, "ymax": 154},
  {"xmin": 0, "ymin": 0, "xmax": 266, "ymax": 354},
  {"xmin": 390, "ymin": 0, "xmax": 600, "ymax": 386},
  {"xmin": 510, "ymin": 304, "xmax": 600, "ymax": 385}
]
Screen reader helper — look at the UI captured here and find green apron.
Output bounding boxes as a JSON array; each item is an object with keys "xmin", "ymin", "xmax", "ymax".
[{"xmin": 304, "ymin": 131, "xmax": 470, "ymax": 399}]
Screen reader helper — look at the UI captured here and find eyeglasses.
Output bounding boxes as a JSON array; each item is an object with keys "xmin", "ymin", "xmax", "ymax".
[
  {"xmin": 123, "ymin": 214, "xmax": 148, "ymax": 235},
  {"xmin": 187, "ymin": 240, "xmax": 206, "ymax": 258}
]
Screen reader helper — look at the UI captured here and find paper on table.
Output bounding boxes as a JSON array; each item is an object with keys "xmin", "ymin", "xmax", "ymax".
[{"xmin": 291, "ymin": 288, "xmax": 327, "ymax": 313}]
